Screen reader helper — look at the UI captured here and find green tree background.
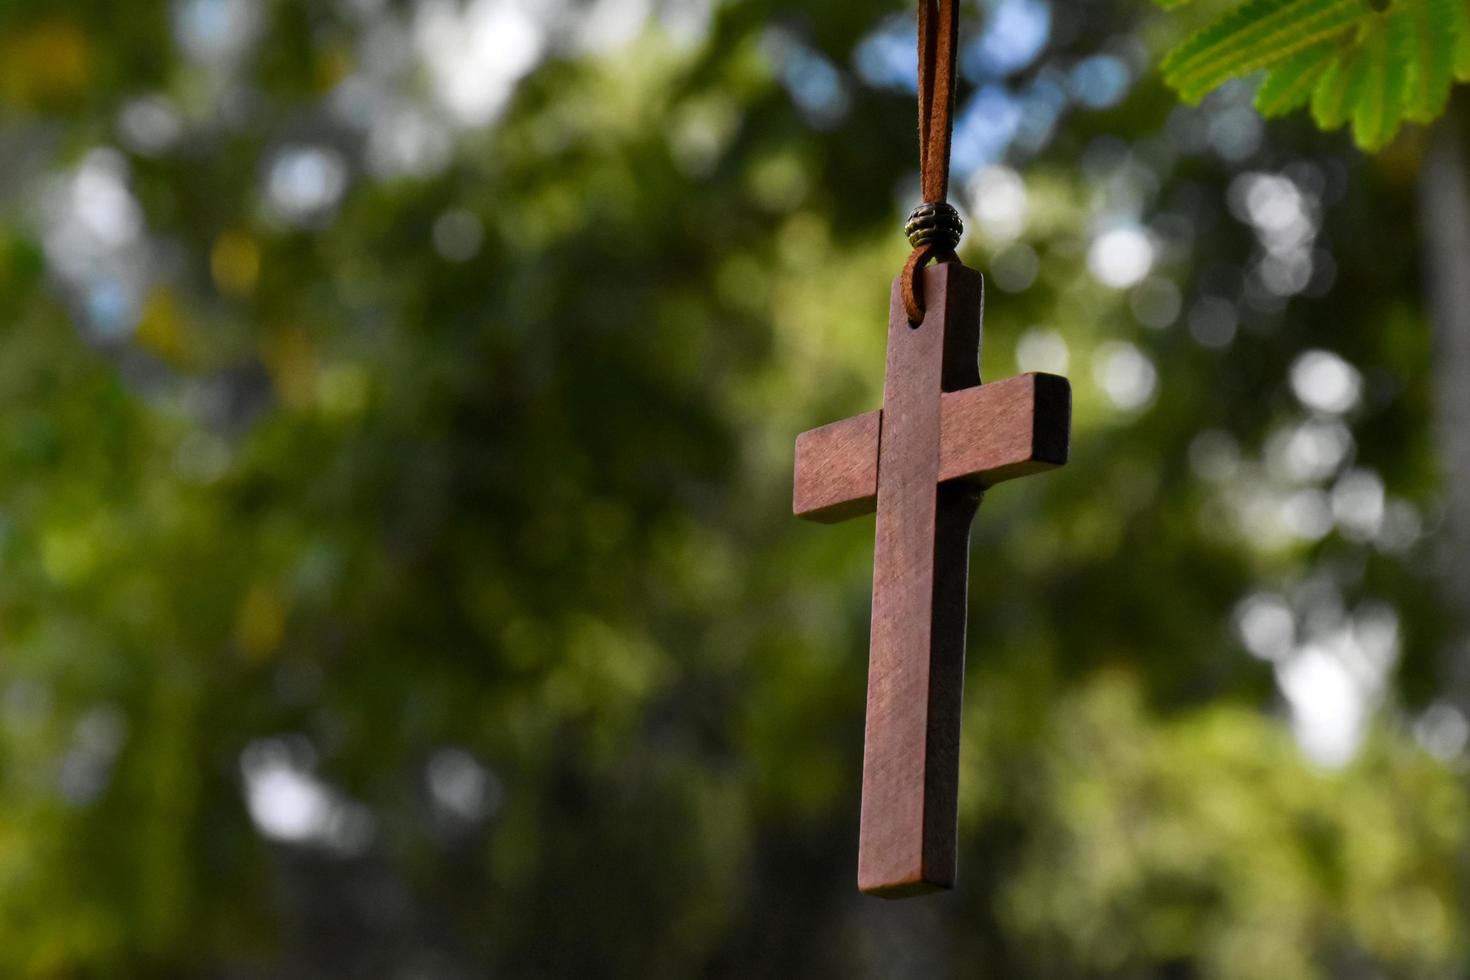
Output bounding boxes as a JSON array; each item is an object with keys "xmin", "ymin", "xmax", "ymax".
[{"xmin": 0, "ymin": 0, "xmax": 1468, "ymax": 976}]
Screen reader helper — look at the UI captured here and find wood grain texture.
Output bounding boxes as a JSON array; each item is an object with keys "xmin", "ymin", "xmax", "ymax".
[
  {"xmin": 792, "ymin": 373, "xmax": 1071, "ymax": 523},
  {"xmin": 793, "ymin": 411, "xmax": 881, "ymax": 523},
  {"xmin": 859, "ymin": 262, "xmax": 980, "ymax": 898},
  {"xmin": 938, "ymin": 371, "xmax": 1070, "ymax": 487}
]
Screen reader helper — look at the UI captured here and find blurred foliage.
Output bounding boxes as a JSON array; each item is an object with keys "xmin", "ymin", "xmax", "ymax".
[{"xmin": 0, "ymin": 0, "xmax": 1466, "ymax": 977}]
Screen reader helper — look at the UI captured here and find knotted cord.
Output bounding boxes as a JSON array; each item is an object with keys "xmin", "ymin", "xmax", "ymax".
[{"xmin": 901, "ymin": 0, "xmax": 963, "ymax": 324}]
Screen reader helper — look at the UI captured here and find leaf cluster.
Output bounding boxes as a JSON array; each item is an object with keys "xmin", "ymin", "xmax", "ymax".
[{"xmin": 1159, "ymin": 0, "xmax": 1470, "ymax": 149}]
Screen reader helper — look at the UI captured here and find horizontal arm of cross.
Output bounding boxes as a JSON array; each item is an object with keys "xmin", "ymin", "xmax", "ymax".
[{"xmin": 793, "ymin": 372, "xmax": 1070, "ymax": 523}]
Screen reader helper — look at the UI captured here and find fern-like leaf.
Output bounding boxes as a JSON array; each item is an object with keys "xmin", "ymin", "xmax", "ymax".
[
  {"xmin": 1160, "ymin": 0, "xmax": 1470, "ymax": 151},
  {"xmin": 1162, "ymin": 0, "xmax": 1370, "ymax": 103},
  {"xmin": 1389, "ymin": 0, "xmax": 1456, "ymax": 122},
  {"xmin": 1255, "ymin": 42, "xmax": 1339, "ymax": 116}
]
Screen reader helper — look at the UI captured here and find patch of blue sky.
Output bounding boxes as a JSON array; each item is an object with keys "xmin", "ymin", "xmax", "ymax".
[
  {"xmin": 950, "ymin": 85, "xmax": 1023, "ymax": 176},
  {"xmin": 853, "ymin": 15, "xmax": 919, "ymax": 91},
  {"xmin": 1013, "ymin": 70, "xmax": 1068, "ymax": 156},
  {"xmin": 765, "ymin": 27, "xmax": 852, "ymax": 127},
  {"xmin": 963, "ymin": 0, "xmax": 1051, "ymax": 81},
  {"xmin": 1070, "ymin": 54, "xmax": 1132, "ymax": 110},
  {"xmin": 783, "ymin": 46, "xmax": 851, "ymax": 126},
  {"xmin": 86, "ymin": 280, "xmax": 138, "ymax": 341}
]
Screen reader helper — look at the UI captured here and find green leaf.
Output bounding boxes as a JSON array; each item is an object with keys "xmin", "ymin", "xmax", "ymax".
[
  {"xmin": 1311, "ymin": 40, "xmax": 1359, "ymax": 129},
  {"xmin": 1254, "ymin": 42, "xmax": 1339, "ymax": 116},
  {"xmin": 1350, "ymin": 16, "xmax": 1407, "ymax": 149},
  {"xmin": 1388, "ymin": 0, "xmax": 1456, "ymax": 122},
  {"xmin": 1162, "ymin": 0, "xmax": 1370, "ymax": 104},
  {"xmin": 1454, "ymin": 0, "xmax": 1470, "ymax": 80}
]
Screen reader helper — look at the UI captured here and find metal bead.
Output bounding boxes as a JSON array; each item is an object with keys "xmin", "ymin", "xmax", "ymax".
[{"xmin": 905, "ymin": 202, "xmax": 964, "ymax": 252}]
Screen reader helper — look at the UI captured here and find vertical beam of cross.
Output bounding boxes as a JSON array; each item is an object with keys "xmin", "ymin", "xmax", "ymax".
[
  {"xmin": 792, "ymin": 262, "xmax": 1070, "ymax": 898},
  {"xmin": 861, "ymin": 262, "xmax": 979, "ymax": 896}
]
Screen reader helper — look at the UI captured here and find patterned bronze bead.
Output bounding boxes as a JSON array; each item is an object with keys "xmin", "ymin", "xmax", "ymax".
[{"xmin": 905, "ymin": 202, "xmax": 964, "ymax": 251}]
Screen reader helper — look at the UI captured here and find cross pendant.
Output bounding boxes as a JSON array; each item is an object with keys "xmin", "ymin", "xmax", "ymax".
[{"xmin": 792, "ymin": 262, "xmax": 1071, "ymax": 898}]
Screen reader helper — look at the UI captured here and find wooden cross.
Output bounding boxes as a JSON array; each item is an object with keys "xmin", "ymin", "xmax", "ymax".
[{"xmin": 792, "ymin": 262, "xmax": 1070, "ymax": 898}]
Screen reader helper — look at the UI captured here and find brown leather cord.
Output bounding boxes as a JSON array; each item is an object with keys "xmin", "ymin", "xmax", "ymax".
[{"xmin": 903, "ymin": 0, "xmax": 961, "ymax": 324}]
